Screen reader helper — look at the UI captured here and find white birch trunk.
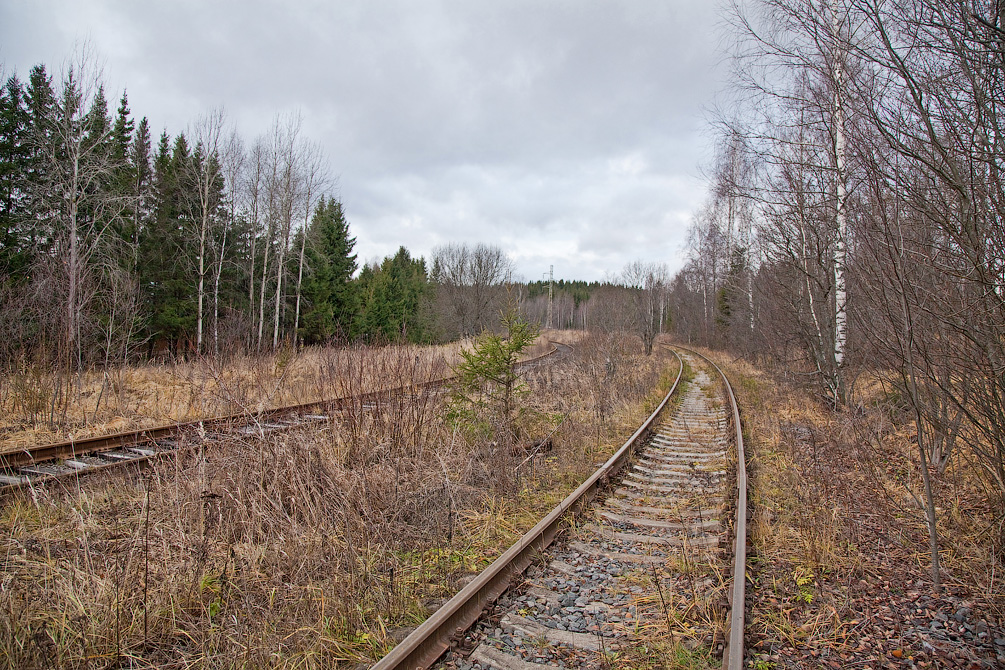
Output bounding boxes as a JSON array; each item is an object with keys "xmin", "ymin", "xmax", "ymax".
[
  {"xmin": 192, "ymin": 110, "xmax": 225, "ymax": 357},
  {"xmin": 197, "ymin": 220, "xmax": 206, "ymax": 355},
  {"xmin": 832, "ymin": 0, "xmax": 848, "ymax": 386},
  {"xmin": 257, "ymin": 158, "xmax": 279, "ymax": 350},
  {"xmin": 245, "ymin": 141, "xmax": 266, "ymax": 348},
  {"xmin": 212, "ymin": 225, "xmax": 227, "ymax": 356},
  {"xmin": 257, "ymin": 215, "xmax": 273, "ymax": 350},
  {"xmin": 272, "ymin": 221, "xmax": 288, "ymax": 351},
  {"xmin": 293, "ymin": 145, "xmax": 327, "ymax": 343},
  {"xmin": 293, "ymin": 223, "xmax": 308, "ymax": 342}
]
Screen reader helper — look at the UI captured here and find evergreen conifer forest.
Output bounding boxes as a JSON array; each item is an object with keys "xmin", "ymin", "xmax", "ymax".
[{"xmin": 0, "ymin": 59, "xmax": 639, "ymax": 369}]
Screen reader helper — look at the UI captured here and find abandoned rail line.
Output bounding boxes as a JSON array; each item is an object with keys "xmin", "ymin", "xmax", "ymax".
[
  {"xmin": 0, "ymin": 342, "xmax": 570, "ymax": 491},
  {"xmin": 371, "ymin": 348, "xmax": 748, "ymax": 670}
]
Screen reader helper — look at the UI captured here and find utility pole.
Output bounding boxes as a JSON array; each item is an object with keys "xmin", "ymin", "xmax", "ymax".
[{"xmin": 547, "ymin": 265, "xmax": 554, "ymax": 329}]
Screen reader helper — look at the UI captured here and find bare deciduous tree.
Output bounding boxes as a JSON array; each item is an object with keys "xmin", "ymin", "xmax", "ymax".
[
  {"xmin": 36, "ymin": 49, "xmax": 120, "ymax": 372},
  {"xmin": 621, "ymin": 260, "xmax": 670, "ymax": 355},
  {"xmin": 187, "ymin": 108, "xmax": 226, "ymax": 356},
  {"xmin": 431, "ymin": 242, "xmax": 513, "ymax": 338},
  {"xmin": 215, "ymin": 126, "xmax": 245, "ymax": 356},
  {"xmin": 269, "ymin": 113, "xmax": 302, "ymax": 351},
  {"xmin": 245, "ymin": 137, "xmax": 266, "ymax": 348}
]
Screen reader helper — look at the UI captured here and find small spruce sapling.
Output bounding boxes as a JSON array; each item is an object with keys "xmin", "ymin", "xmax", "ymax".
[{"xmin": 449, "ymin": 303, "xmax": 540, "ymax": 450}]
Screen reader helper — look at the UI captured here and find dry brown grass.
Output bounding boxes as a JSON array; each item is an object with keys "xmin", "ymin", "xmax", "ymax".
[
  {"xmin": 0, "ymin": 331, "xmax": 677, "ymax": 669},
  {"xmin": 0, "ymin": 334, "xmax": 580, "ymax": 452}
]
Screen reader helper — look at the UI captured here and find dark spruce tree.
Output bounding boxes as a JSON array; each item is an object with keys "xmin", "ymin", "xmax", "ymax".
[
  {"xmin": 357, "ymin": 246, "xmax": 432, "ymax": 343},
  {"xmin": 23, "ymin": 64, "xmax": 55, "ymax": 258},
  {"xmin": 139, "ymin": 132, "xmax": 195, "ymax": 355},
  {"xmin": 109, "ymin": 92, "xmax": 136, "ymax": 249},
  {"xmin": 0, "ymin": 73, "xmax": 31, "ymax": 282},
  {"xmin": 80, "ymin": 85, "xmax": 117, "ymax": 254},
  {"xmin": 127, "ymin": 116, "xmax": 153, "ymax": 268},
  {"xmin": 299, "ymin": 196, "xmax": 357, "ymax": 343}
]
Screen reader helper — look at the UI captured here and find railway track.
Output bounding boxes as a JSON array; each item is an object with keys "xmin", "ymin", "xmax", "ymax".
[
  {"xmin": 372, "ymin": 348, "xmax": 747, "ymax": 670},
  {"xmin": 0, "ymin": 342, "xmax": 571, "ymax": 491}
]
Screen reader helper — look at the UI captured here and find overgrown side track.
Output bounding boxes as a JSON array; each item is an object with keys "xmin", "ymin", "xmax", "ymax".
[
  {"xmin": 372, "ymin": 349, "xmax": 748, "ymax": 670},
  {"xmin": 0, "ymin": 343, "xmax": 570, "ymax": 490}
]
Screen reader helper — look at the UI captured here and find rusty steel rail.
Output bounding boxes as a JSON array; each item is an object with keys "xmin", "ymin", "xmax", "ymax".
[
  {"xmin": 676, "ymin": 347, "xmax": 747, "ymax": 670},
  {"xmin": 0, "ymin": 385, "xmax": 430, "ymax": 470},
  {"xmin": 370, "ymin": 350, "xmax": 684, "ymax": 670},
  {"xmin": 0, "ymin": 342, "xmax": 566, "ymax": 472}
]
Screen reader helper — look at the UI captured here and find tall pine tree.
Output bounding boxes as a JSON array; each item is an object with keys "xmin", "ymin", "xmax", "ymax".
[{"xmin": 109, "ymin": 92, "xmax": 136, "ymax": 252}]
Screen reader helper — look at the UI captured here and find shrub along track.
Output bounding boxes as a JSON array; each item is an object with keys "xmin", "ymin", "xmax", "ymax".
[
  {"xmin": 0, "ymin": 344, "xmax": 571, "ymax": 492},
  {"xmin": 372, "ymin": 349, "xmax": 748, "ymax": 670}
]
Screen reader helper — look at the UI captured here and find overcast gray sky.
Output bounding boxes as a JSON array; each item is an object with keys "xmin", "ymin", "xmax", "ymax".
[{"xmin": 0, "ymin": 0, "xmax": 724, "ymax": 282}]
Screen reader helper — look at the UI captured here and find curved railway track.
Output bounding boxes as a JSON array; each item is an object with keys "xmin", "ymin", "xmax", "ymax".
[
  {"xmin": 0, "ymin": 342, "xmax": 572, "ymax": 491},
  {"xmin": 372, "ymin": 347, "xmax": 748, "ymax": 670}
]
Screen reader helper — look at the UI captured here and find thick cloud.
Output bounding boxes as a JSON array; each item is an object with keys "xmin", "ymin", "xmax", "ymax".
[{"xmin": 0, "ymin": 0, "xmax": 722, "ymax": 280}]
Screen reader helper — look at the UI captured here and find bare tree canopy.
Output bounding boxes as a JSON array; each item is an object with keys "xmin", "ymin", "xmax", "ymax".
[
  {"xmin": 668, "ymin": 0, "xmax": 1005, "ymax": 591},
  {"xmin": 620, "ymin": 260, "xmax": 670, "ymax": 355},
  {"xmin": 430, "ymin": 242, "xmax": 513, "ymax": 339}
]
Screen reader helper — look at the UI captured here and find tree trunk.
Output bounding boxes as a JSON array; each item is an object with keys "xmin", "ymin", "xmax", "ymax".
[
  {"xmin": 899, "ymin": 272, "xmax": 941, "ymax": 592},
  {"xmin": 831, "ymin": 0, "xmax": 848, "ymax": 404},
  {"xmin": 272, "ymin": 213, "xmax": 289, "ymax": 351},
  {"xmin": 197, "ymin": 216, "xmax": 206, "ymax": 355},
  {"xmin": 257, "ymin": 211, "xmax": 274, "ymax": 350},
  {"xmin": 293, "ymin": 224, "xmax": 307, "ymax": 344},
  {"xmin": 212, "ymin": 225, "xmax": 227, "ymax": 356}
]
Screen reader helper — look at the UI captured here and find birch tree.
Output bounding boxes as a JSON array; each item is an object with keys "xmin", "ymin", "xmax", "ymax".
[
  {"xmin": 723, "ymin": 0, "xmax": 860, "ymax": 404},
  {"xmin": 685, "ymin": 203, "xmax": 730, "ymax": 345},
  {"xmin": 830, "ymin": 0, "xmax": 849, "ymax": 385},
  {"xmin": 714, "ymin": 132, "xmax": 757, "ymax": 336},
  {"xmin": 215, "ymin": 126, "xmax": 244, "ymax": 355},
  {"xmin": 269, "ymin": 113, "xmax": 302, "ymax": 351},
  {"xmin": 431, "ymin": 243, "xmax": 513, "ymax": 339},
  {"xmin": 845, "ymin": 0, "xmax": 1005, "ymax": 587},
  {"xmin": 246, "ymin": 138, "xmax": 267, "ymax": 349},
  {"xmin": 188, "ymin": 108, "xmax": 225, "ymax": 356},
  {"xmin": 35, "ymin": 48, "xmax": 123, "ymax": 373}
]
